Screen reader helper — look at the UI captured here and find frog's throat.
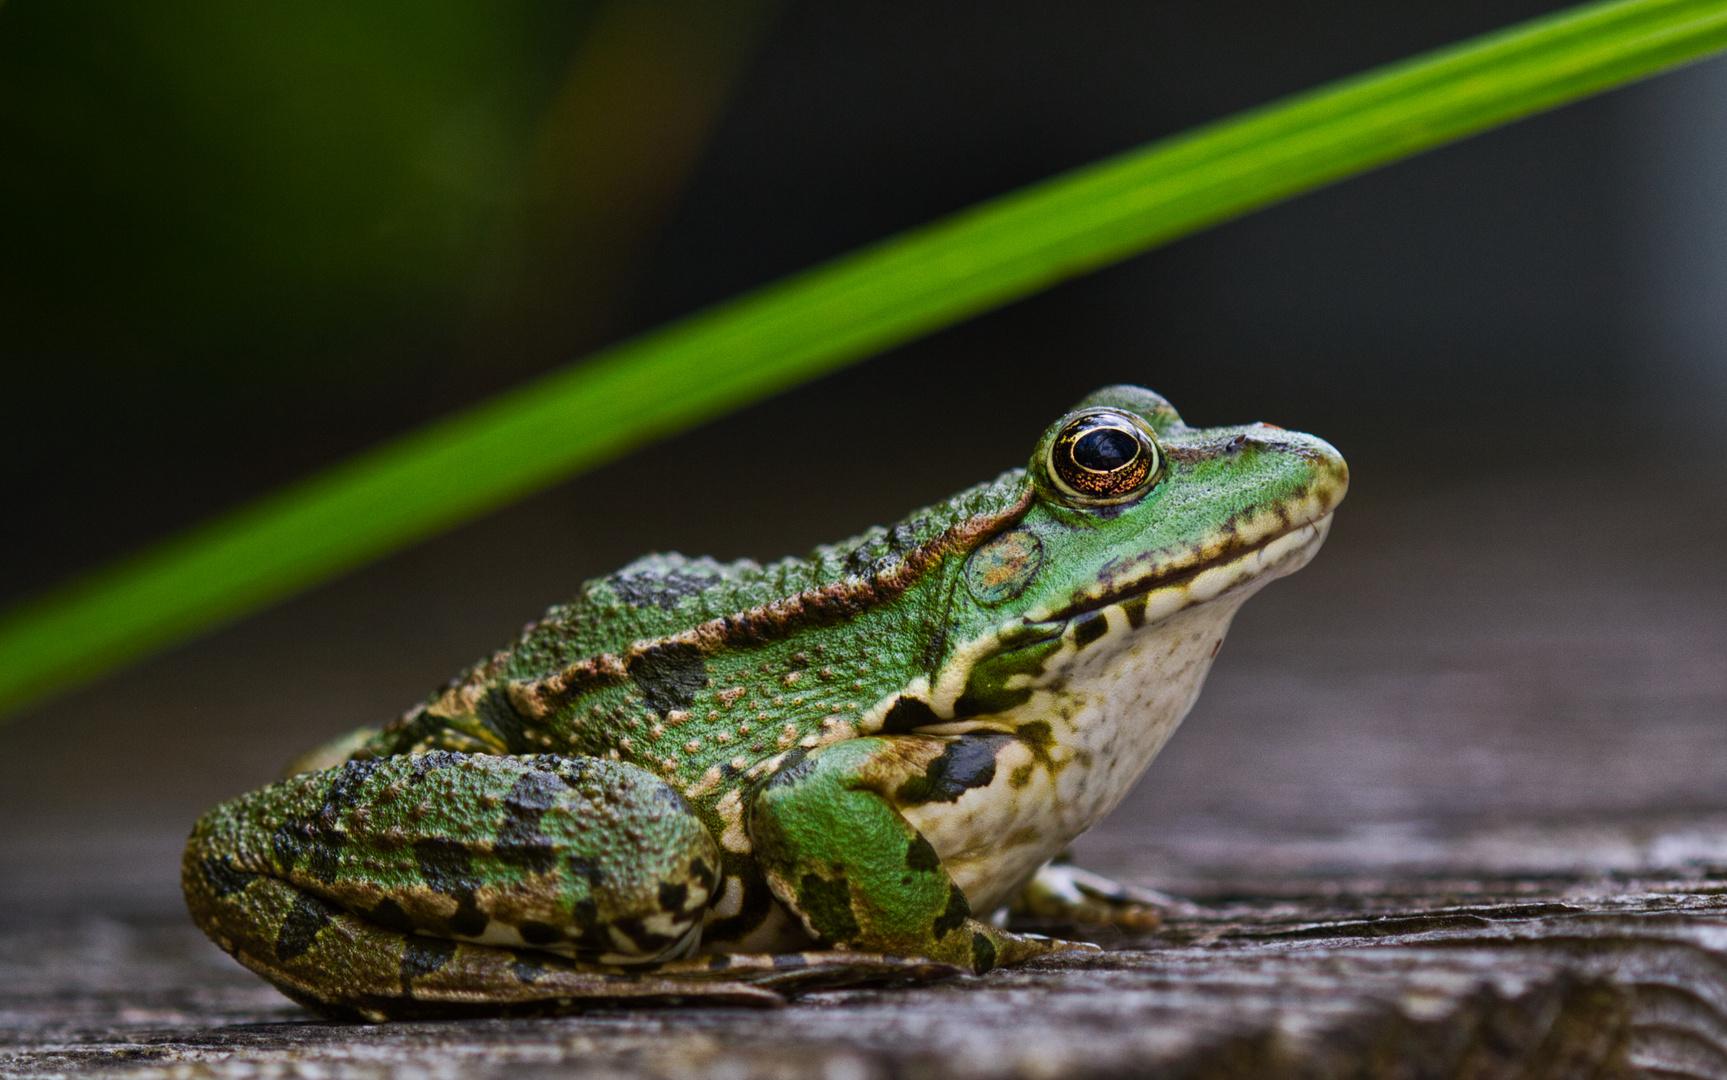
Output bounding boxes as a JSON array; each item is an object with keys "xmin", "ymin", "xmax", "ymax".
[{"xmin": 922, "ymin": 510, "xmax": 1333, "ymax": 722}]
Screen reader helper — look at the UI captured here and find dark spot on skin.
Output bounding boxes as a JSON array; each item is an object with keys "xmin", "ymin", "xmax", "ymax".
[
  {"xmin": 627, "ymin": 642, "xmax": 710, "ymax": 718},
  {"xmin": 199, "ymin": 857, "xmax": 257, "ymax": 898},
  {"xmin": 497, "ymin": 769, "xmax": 565, "ymax": 851},
  {"xmin": 319, "ymin": 759, "xmax": 381, "ymax": 813},
  {"xmin": 932, "ymin": 884, "xmax": 970, "ymax": 940},
  {"xmin": 704, "ymin": 859, "xmax": 777, "ymax": 944},
  {"xmin": 610, "ymin": 915, "xmax": 685, "ymax": 955},
  {"xmin": 499, "ymin": 774, "xmax": 574, "ymax": 849},
  {"xmin": 658, "ymin": 882, "xmax": 689, "ymax": 913},
  {"xmin": 689, "ymin": 858, "xmax": 715, "ymax": 892},
  {"xmin": 400, "ymin": 937, "xmax": 458, "ymax": 985},
  {"xmin": 449, "ymin": 897, "xmax": 488, "ymax": 938},
  {"xmin": 708, "ymin": 954, "xmax": 733, "ymax": 969},
  {"xmin": 271, "ymin": 820, "xmax": 343, "ymax": 884},
  {"xmin": 511, "ymin": 952, "xmax": 546, "ymax": 984},
  {"xmin": 549, "ymin": 757, "xmax": 594, "ymax": 786},
  {"xmin": 572, "ymin": 896, "xmax": 599, "ymax": 928},
  {"xmin": 1015, "ymin": 721, "xmax": 1058, "ymax": 771},
  {"xmin": 275, "ymin": 892, "xmax": 333, "ymax": 963},
  {"xmin": 413, "ymin": 838, "xmax": 479, "ymax": 894},
  {"xmin": 413, "ymin": 839, "xmax": 488, "ymax": 937},
  {"xmin": 1211, "ymin": 637, "xmax": 1223, "ymax": 658},
  {"xmin": 270, "ymin": 824, "xmax": 302, "ymax": 869},
  {"xmin": 608, "ymin": 564, "xmax": 714, "ymax": 611},
  {"xmin": 971, "ymin": 932, "xmax": 997, "ymax": 974},
  {"xmin": 1009, "ymin": 764, "xmax": 1035, "ymax": 789},
  {"xmin": 518, "ymin": 920, "xmax": 562, "ymax": 946},
  {"xmin": 796, "ymin": 872, "xmax": 861, "ymax": 944},
  {"xmin": 408, "ymin": 752, "xmax": 458, "ymax": 782},
  {"xmin": 368, "ymin": 898, "xmax": 418, "ymax": 935},
  {"xmin": 568, "ymin": 857, "xmax": 606, "ymax": 887},
  {"xmin": 1072, "ymin": 610, "xmax": 1109, "ymax": 649},
  {"xmin": 772, "ymin": 953, "xmax": 810, "ymax": 970},
  {"xmin": 894, "ymin": 733, "xmax": 1014, "ymax": 806},
  {"xmin": 952, "ymin": 636, "xmax": 1062, "ymax": 718},
  {"xmin": 569, "ymin": 897, "xmax": 609, "ymax": 956},
  {"xmin": 904, "ymin": 834, "xmax": 942, "ymax": 873},
  {"xmin": 879, "ymin": 695, "xmax": 940, "ymax": 734},
  {"xmin": 301, "ymin": 837, "xmax": 343, "ymax": 883},
  {"xmin": 495, "ymin": 844, "xmax": 557, "ymax": 875},
  {"xmin": 1121, "ymin": 593, "xmax": 1148, "ymax": 629}
]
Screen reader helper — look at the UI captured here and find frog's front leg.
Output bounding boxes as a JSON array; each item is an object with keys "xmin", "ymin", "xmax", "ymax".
[
  {"xmin": 183, "ymin": 751, "xmax": 744, "ymax": 1020},
  {"xmin": 747, "ymin": 736, "xmax": 1094, "ymax": 973},
  {"xmin": 1011, "ymin": 857, "xmax": 1177, "ymax": 930}
]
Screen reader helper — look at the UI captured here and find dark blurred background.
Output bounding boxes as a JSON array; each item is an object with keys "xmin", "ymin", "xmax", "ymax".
[{"xmin": 2, "ymin": 0, "xmax": 1725, "ymax": 910}]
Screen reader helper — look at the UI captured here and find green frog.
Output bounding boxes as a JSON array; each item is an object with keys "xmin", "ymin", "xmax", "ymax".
[{"xmin": 183, "ymin": 385, "xmax": 1347, "ymax": 1020}]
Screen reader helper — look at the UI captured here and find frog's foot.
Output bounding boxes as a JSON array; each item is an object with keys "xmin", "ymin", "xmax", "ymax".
[{"xmin": 1010, "ymin": 859, "xmax": 1179, "ymax": 931}]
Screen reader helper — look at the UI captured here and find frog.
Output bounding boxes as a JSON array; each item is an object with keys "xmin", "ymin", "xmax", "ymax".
[{"xmin": 182, "ymin": 385, "xmax": 1347, "ymax": 1020}]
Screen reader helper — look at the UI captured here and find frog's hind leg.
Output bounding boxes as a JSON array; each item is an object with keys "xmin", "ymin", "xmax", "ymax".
[
  {"xmin": 195, "ymin": 875, "xmax": 785, "ymax": 1019},
  {"xmin": 182, "ymin": 751, "xmax": 769, "ymax": 1019}
]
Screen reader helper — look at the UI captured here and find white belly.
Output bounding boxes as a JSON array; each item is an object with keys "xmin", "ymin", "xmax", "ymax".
[
  {"xmin": 902, "ymin": 516, "xmax": 1329, "ymax": 913},
  {"xmin": 901, "ymin": 594, "xmax": 1247, "ymax": 911}
]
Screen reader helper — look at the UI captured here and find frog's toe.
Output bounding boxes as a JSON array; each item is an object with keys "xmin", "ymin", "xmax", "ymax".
[
  {"xmin": 1023, "ymin": 933, "xmax": 1106, "ymax": 954},
  {"xmin": 667, "ymin": 951, "xmax": 966, "ymax": 994},
  {"xmin": 983, "ymin": 926, "xmax": 1104, "ymax": 969},
  {"xmin": 1011, "ymin": 860, "xmax": 1177, "ymax": 931}
]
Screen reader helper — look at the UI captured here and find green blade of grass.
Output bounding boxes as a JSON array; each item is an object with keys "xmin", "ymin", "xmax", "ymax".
[{"xmin": 4, "ymin": 0, "xmax": 1726, "ymax": 718}]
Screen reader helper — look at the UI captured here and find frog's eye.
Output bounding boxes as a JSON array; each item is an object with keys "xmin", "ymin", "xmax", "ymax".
[{"xmin": 1046, "ymin": 408, "xmax": 1162, "ymax": 506}]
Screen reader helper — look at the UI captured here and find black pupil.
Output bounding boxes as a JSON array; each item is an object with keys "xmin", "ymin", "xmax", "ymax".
[{"xmin": 1072, "ymin": 426, "xmax": 1139, "ymax": 472}]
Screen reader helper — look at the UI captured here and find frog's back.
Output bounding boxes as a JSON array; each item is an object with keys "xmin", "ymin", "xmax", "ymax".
[
  {"xmin": 502, "ymin": 470, "xmax": 1025, "ymax": 674},
  {"xmin": 356, "ymin": 471, "xmax": 1030, "ymax": 777}
]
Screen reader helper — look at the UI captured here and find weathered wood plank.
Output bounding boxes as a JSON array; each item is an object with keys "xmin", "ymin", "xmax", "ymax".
[{"xmin": 7, "ymin": 877, "xmax": 1727, "ymax": 1078}]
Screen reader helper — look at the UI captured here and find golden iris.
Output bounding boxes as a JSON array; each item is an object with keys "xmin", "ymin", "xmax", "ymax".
[{"xmin": 1047, "ymin": 409, "xmax": 1160, "ymax": 504}]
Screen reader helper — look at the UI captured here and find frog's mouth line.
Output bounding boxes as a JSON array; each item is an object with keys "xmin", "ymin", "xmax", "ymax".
[{"xmin": 1042, "ymin": 511, "xmax": 1334, "ymax": 627}]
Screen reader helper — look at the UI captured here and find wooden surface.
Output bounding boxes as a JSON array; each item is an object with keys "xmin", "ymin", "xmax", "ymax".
[
  {"xmin": 3, "ymin": 469, "xmax": 1726, "ymax": 1078},
  {"xmin": 9, "ymin": 875, "xmax": 1727, "ymax": 1078}
]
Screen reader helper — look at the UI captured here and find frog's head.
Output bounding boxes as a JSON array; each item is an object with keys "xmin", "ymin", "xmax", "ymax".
[{"xmin": 918, "ymin": 385, "xmax": 1348, "ymax": 722}]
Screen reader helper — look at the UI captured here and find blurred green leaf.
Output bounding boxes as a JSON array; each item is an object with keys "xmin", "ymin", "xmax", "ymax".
[{"xmin": 3, "ymin": 0, "xmax": 1725, "ymax": 718}]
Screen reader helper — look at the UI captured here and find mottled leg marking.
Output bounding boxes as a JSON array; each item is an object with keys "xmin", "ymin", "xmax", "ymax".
[
  {"xmin": 189, "ymin": 873, "xmax": 784, "ymax": 1019},
  {"xmin": 1011, "ymin": 858, "xmax": 1175, "ymax": 930},
  {"xmin": 747, "ymin": 737, "xmax": 1095, "ymax": 973},
  {"xmin": 183, "ymin": 752, "xmax": 731, "ymax": 1018}
]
